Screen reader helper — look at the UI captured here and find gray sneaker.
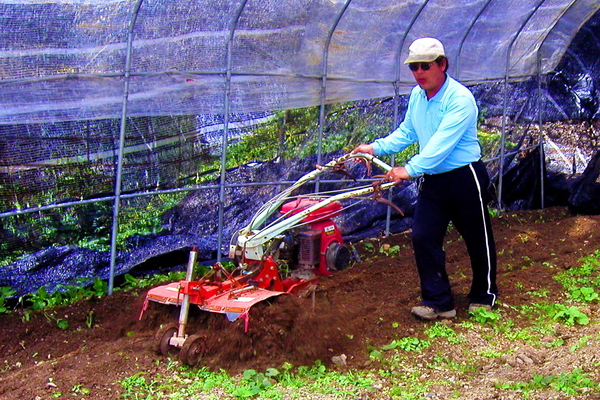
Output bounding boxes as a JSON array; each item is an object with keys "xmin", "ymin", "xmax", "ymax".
[
  {"xmin": 468, "ymin": 303, "xmax": 492, "ymax": 313},
  {"xmin": 411, "ymin": 306, "xmax": 456, "ymax": 320}
]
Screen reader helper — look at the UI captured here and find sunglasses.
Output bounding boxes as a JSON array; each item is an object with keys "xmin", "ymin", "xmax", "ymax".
[{"xmin": 408, "ymin": 61, "xmax": 434, "ymax": 72}]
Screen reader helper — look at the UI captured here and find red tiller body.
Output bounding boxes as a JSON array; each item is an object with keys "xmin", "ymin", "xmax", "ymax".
[{"xmin": 280, "ymin": 197, "xmax": 345, "ymax": 276}]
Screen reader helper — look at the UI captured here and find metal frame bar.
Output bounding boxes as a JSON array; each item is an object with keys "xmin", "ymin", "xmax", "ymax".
[
  {"xmin": 537, "ymin": 51, "xmax": 546, "ymax": 208},
  {"xmin": 455, "ymin": 0, "xmax": 494, "ymax": 79},
  {"xmin": 394, "ymin": 0, "xmax": 430, "ymax": 82},
  {"xmin": 107, "ymin": 0, "xmax": 145, "ymax": 295},
  {"xmin": 0, "ymin": 177, "xmax": 382, "ymax": 219},
  {"xmin": 499, "ymin": 0, "xmax": 547, "ymax": 211},
  {"xmin": 0, "ymin": 68, "xmax": 551, "ymax": 88},
  {"xmin": 216, "ymin": 0, "xmax": 249, "ymax": 263},
  {"xmin": 537, "ymin": 0, "xmax": 584, "ymax": 75},
  {"xmin": 315, "ymin": 0, "xmax": 354, "ymax": 193},
  {"xmin": 381, "ymin": 0, "xmax": 430, "ymax": 236}
]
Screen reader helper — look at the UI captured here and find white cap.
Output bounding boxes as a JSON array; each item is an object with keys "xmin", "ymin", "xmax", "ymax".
[{"xmin": 404, "ymin": 38, "xmax": 445, "ymax": 64}]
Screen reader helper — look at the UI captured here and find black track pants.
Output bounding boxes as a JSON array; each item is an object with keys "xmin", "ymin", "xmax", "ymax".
[{"xmin": 411, "ymin": 160, "xmax": 497, "ymax": 311}]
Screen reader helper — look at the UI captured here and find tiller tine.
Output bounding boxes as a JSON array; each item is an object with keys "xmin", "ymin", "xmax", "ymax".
[{"xmin": 371, "ymin": 175, "xmax": 404, "ymax": 216}]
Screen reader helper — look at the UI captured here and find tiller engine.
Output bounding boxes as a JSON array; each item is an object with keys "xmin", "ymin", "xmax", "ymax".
[{"xmin": 140, "ymin": 152, "xmax": 403, "ymax": 366}]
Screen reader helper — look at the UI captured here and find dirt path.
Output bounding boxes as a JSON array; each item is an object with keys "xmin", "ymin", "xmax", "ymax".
[{"xmin": 1, "ymin": 207, "xmax": 599, "ymax": 399}]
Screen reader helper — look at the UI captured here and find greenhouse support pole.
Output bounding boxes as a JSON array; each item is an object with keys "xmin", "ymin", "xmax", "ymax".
[
  {"xmin": 499, "ymin": 0, "xmax": 545, "ymax": 212},
  {"xmin": 108, "ymin": 0, "xmax": 144, "ymax": 295},
  {"xmin": 384, "ymin": 0, "xmax": 427, "ymax": 236},
  {"xmin": 537, "ymin": 52, "xmax": 546, "ymax": 209},
  {"xmin": 216, "ymin": 0, "xmax": 248, "ymax": 263},
  {"xmin": 315, "ymin": 0, "xmax": 352, "ymax": 194},
  {"xmin": 384, "ymin": 84, "xmax": 401, "ymax": 236},
  {"xmin": 498, "ymin": 77, "xmax": 507, "ymax": 211},
  {"xmin": 455, "ymin": 0, "xmax": 492, "ymax": 79}
]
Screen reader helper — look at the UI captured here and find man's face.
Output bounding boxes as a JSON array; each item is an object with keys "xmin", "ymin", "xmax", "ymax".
[{"xmin": 409, "ymin": 59, "xmax": 446, "ymax": 98}]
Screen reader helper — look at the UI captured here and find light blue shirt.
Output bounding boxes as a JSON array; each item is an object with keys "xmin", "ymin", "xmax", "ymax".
[{"xmin": 371, "ymin": 75, "xmax": 480, "ymax": 177}]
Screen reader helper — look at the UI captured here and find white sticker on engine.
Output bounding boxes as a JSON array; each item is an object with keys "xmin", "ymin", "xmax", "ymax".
[{"xmin": 234, "ymin": 297, "xmax": 255, "ymax": 302}]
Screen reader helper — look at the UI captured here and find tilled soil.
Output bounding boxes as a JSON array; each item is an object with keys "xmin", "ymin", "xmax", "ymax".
[{"xmin": 1, "ymin": 206, "xmax": 600, "ymax": 399}]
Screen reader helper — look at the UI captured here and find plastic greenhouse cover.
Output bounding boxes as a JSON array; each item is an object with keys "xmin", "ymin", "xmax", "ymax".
[{"xmin": 0, "ymin": 0, "xmax": 599, "ymax": 124}]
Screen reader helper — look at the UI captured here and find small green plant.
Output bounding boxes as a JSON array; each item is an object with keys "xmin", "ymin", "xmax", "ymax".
[
  {"xmin": 552, "ymin": 304, "xmax": 589, "ymax": 326},
  {"xmin": 457, "ymin": 320, "xmax": 476, "ymax": 329},
  {"xmin": 380, "ymin": 336, "xmax": 431, "ymax": 352},
  {"xmin": 0, "ymin": 286, "xmax": 16, "ymax": 313},
  {"xmin": 368, "ymin": 348, "xmax": 384, "ymax": 360},
  {"xmin": 56, "ymin": 318, "xmax": 69, "ymax": 330},
  {"xmin": 21, "ymin": 310, "xmax": 32, "ymax": 323},
  {"xmin": 86, "ymin": 311, "xmax": 95, "ymax": 329},
  {"xmin": 504, "ymin": 327, "xmax": 536, "ymax": 342},
  {"xmin": 231, "ymin": 368, "xmax": 279, "ymax": 398},
  {"xmin": 25, "ymin": 277, "xmax": 109, "ymax": 311},
  {"xmin": 121, "ymin": 273, "xmax": 139, "ymax": 290},
  {"xmin": 570, "ymin": 336, "xmax": 591, "ymax": 352},
  {"xmin": 555, "ymin": 252, "xmax": 600, "ymax": 290},
  {"xmin": 479, "ymin": 348, "xmax": 504, "ymax": 358},
  {"xmin": 487, "ymin": 206, "xmax": 500, "ymax": 218},
  {"xmin": 122, "ymin": 271, "xmax": 186, "ymax": 291},
  {"xmin": 568, "ymin": 286, "xmax": 599, "ymax": 303},
  {"xmin": 550, "ymin": 369, "xmax": 598, "ymax": 395},
  {"xmin": 71, "ymin": 384, "xmax": 90, "ymax": 395},
  {"xmin": 29, "ymin": 286, "xmax": 54, "ymax": 310},
  {"xmin": 362, "ymin": 242, "xmax": 375, "ymax": 253},
  {"xmin": 89, "ymin": 277, "xmax": 109, "ymax": 297},
  {"xmin": 425, "ymin": 322, "xmax": 463, "ymax": 343},
  {"xmin": 121, "ymin": 372, "xmax": 159, "ymax": 399},
  {"xmin": 469, "ymin": 306, "xmax": 501, "ymax": 324},
  {"xmin": 296, "ymin": 360, "xmax": 327, "ymax": 379},
  {"xmin": 527, "ymin": 288, "xmax": 549, "ymax": 298},
  {"xmin": 496, "ymin": 368, "xmax": 598, "ymax": 396},
  {"xmin": 379, "ymin": 243, "xmax": 400, "ymax": 256},
  {"xmin": 546, "ymin": 338, "xmax": 565, "ymax": 348}
]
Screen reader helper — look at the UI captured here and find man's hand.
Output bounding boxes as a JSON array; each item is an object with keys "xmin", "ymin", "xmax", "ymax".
[
  {"xmin": 385, "ymin": 166, "xmax": 410, "ymax": 184},
  {"xmin": 351, "ymin": 144, "xmax": 375, "ymax": 155}
]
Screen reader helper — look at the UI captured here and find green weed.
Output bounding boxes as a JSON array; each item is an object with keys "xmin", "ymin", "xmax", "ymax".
[
  {"xmin": 231, "ymin": 368, "xmax": 278, "ymax": 398},
  {"xmin": 425, "ymin": 322, "xmax": 464, "ymax": 344},
  {"xmin": 362, "ymin": 242, "xmax": 375, "ymax": 253},
  {"xmin": 552, "ymin": 304, "xmax": 589, "ymax": 326},
  {"xmin": 479, "ymin": 348, "xmax": 504, "ymax": 358},
  {"xmin": 56, "ymin": 318, "xmax": 69, "ymax": 330},
  {"xmin": 26, "ymin": 277, "xmax": 108, "ymax": 311},
  {"xmin": 469, "ymin": 306, "xmax": 501, "ymax": 324},
  {"xmin": 379, "ymin": 244, "xmax": 400, "ymax": 256},
  {"xmin": 119, "ymin": 361, "xmax": 375, "ymax": 400},
  {"xmin": 496, "ymin": 368, "xmax": 598, "ymax": 396},
  {"xmin": 505, "ymin": 327, "xmax": 537, "ymax": 343},
  {"xmin": 378, "ymin": 336, "xmax": 431, "ymax": 353},
  {"xmin": 570, "ymin": 336, "xmax": 591, "ymax": 352},
  {"xmin": 546, "ymin": 338, "xmax": 565, "ymax": 348},
  {"xmin": 0, "ymin": 286, "xmax": 16, "ymax": 313},
  {"xmin": 568, "ymin": 286, "xmax": 599, "ymax": 302},
  {"xmin": 121, "ymin": 372, "xmax": 160, "ymax": 399}
]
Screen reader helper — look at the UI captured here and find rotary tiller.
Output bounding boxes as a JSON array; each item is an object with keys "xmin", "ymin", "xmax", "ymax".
[{"xmin": 139, "ymin": 152, "xmax": 402, "ymax": 366}]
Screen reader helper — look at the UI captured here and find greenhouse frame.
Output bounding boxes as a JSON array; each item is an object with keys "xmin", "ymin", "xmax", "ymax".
[{"xmin": 1, "ymin": 0, "xmax": 599, "ymax": 292}]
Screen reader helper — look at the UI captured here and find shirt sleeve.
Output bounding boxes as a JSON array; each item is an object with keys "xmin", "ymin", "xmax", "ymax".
[{"xmin": 405, "ymin": 93, "xmax": 477, "ymax": 177}]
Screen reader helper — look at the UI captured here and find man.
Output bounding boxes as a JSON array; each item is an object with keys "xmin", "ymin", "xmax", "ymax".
[{"xmin": 353, "ymin": 37, "xmax": 497, "ymax": 320}]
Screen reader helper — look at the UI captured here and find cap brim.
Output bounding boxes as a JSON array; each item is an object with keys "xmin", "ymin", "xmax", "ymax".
[{"xmin": 404, "ymin": 54, "xmax": 442, "ymax": 64}]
